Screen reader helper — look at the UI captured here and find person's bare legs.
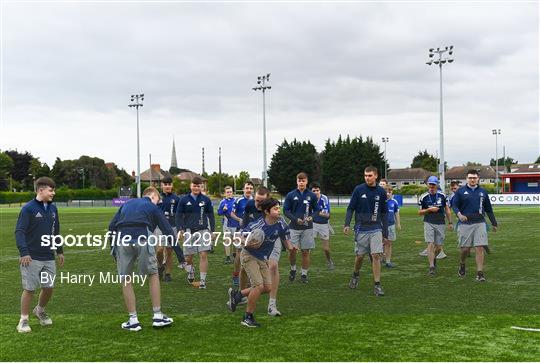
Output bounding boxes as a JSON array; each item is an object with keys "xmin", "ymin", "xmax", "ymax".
[
  {"xmin": 354, "ymin": 254, "xmax": 364, "ymax": 273},
  {"xmin": 301, "ymin": 249, "xmax": 310, "ymax": 270},
  {"xmin": 122, "ymin": 281, "xmax": 136, "ymax": 313},
  {"xmin": 37, "ymin": 288, "xmax": 53, "ymax": 309},
  {"xmin": 20, "ymin": 290, "xmax": 34, "ymax": 316},
  {"xmin": 427, "ymin": 242, "xmax": 436, "ymax": 268},
  {"xmin": 475, "ymin": 246, "xmax": 485, "ymax": 272},
  {"xmin": 148, "ymin": 273, "xmax": 160, "ymax": 308},
  {"xmin": 321, "ymin": 239, "xmax": 331, "ymax": 262},
  {"xmin": 371, "ymin": 253, "xmax": 381, "ymax": 283}
]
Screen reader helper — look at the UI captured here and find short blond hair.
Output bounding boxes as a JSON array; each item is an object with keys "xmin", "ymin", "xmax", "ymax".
[{"xmin": 143, "ymin": 186, "xmax": 160, "ymax": 198}]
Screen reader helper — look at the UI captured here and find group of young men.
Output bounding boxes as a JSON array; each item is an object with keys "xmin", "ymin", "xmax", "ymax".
[{"xmin": 14, "ymin": 167, "xmax": 498, "ymax": 331}]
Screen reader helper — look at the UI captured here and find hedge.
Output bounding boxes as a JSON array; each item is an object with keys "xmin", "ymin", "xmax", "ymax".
[{"xmin": 0, "ymin": 188, "xmax": 118, "ymax": 204}]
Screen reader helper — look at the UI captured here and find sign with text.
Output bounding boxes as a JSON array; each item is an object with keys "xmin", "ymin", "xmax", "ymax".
[{"xmin": 490, "ymin": 194, "xmax": 540, "ymax": 205}]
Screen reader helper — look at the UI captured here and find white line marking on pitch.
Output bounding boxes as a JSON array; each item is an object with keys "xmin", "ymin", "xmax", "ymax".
[{"xmin": 511, "ymin": 326, "xmax": 540, "ymax": 332}]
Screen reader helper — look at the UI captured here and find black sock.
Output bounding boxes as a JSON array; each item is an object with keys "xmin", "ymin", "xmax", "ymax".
[
  {"xmin": 374, "ymin": 281, "xmax": 380, "ymax": 286},
  {"xmin": 353, "ymin": 271, "xmax": 359, "ymax": 277},
  {"xmin": 245, "ymin": 312, "xmax": 253, "ymax": 319}
]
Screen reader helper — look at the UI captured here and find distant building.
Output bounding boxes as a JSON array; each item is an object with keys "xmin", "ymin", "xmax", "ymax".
[
  {"xmin": 387, "ymin": 168, "xmax": 432, "ymax": 188},
  {"xmin": 250, "ymin": 178, "xmax": 263, "ymax": 188},
  {"xmin": 501, "ymin": 164, "xmax": 540, "ymax": 193},
  {"xmin": 140, "ymin": 164, "xmax": 172, "ymax": 186},
  {"xmin": 445, "ymin": 165, "xmax": 505, "ymax": 185}
]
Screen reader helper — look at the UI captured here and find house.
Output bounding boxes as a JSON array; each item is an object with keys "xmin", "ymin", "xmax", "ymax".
[
  {"xmin": 249, "ymin": 178, "xmax": 263, "ymax": 188},
  {"xmin": 139, "ymin": 164, "xmax": 173, "ymax": 186},
  {"xmin": 501, "ymin": 164, "xmax": 540, "ymax": 193},
  {"xmin": 387, "ymin": 168, "xmax": 432, "ymax": 188},
  {"xmin": 445, "ymin": 165, "xmax": 505, "ymax": 185}
]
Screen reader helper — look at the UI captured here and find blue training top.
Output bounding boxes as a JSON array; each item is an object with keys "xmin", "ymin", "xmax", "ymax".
[
  {"xmin": 243, "ymin": 217, "xmax": 290, "ymax": 261},
  {"xmin": 344, "ymin": 183, "xmax": 389, "ymax": 238}
]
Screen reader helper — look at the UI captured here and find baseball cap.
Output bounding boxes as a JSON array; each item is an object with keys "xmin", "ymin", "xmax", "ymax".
[{"xmin": 427, "ymin": 176, "xmax": 439, "ymax": 185}]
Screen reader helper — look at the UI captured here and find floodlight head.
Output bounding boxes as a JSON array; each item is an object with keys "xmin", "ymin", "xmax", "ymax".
[
  {"xmin": 445, "ymin": 46, "xmax": 448, "ymax": 50},
  {"xmin": 437, "ymin": 47, "xmax": 440, "ymax": 51},
  {"xmin": 257, "ymin": 80, "xmax": 261, "ymax": 84},
  {"xmin": 267, "ymin": 86, "xmax": 271, "ymax": 89},
  {"xmin": 429, "ymin": 48, "xmax": 434, "ymax": 52},
  {"xmin": 448, "ymin": 59, "xmax": 454, "ymax": 63},
  {"xmin": 434, "ymin": 60, "xmax": 440, "ymax": 64},
  {"xmin": 429, "ymin": 53, "xmax": 434, "ymax": 58},
  {"xmin": 449, "ymin": 51, "xmax": 453, "ymax": 55},
  {"xmin": 426, "ymin": 60, "xmax": 433, "ymax": 65},
  {"xmin": 140, "ymin": 93, "xmax": 144, "ymax": 97},
  {"xmin": 450, "ymin": 45, "xmax": 454, "ymax": 50},
  {"xmin": 441, "ymin": 60, "xmax": 446, "ymax": 64},
  {"xmin": 258, "ymin": 76, "xmax": 261, "ymax": 80},
  {"xmin": 266, "ymin": 73, "xmax": 270, "ymax": 79}
]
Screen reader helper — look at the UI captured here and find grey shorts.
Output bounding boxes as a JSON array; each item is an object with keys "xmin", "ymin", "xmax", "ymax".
[
  {"xmin": 387, "ymin": 224, "xmax": 397, "ymax": 242},
  {"xmin": 290, "ymin": 229, "xmax": 315, "ymax": 250},
  {"xmin": 458, "ymin": 223, "xmax": 488, "ymax": 247},
  {"xmin": 183, "ymin": 229, "xmax": 213, "ymax": 256},
  {"xmin": 153, "ymin": 227, "xmax": 177, "ymax": 247},
  {"xmin": 20, "ymin": 259, "xmax": 56, "ymax": 291},
  {"xmin": 354, "ymin": 231, "xmax": 383, "ymax": 255},
  {"xmin": 424, "ymin": 222, "xmax": 446, "ymax": 245},
  {"xmin": 116, "ymin": 241, "xmax": 158, "ymax": 276},
  {"xmin": 269, "ymin": 239, "xmax": 282, "ymax": 261},
  {"xmin": 313, "ymin": 223, "xmax": 331, "ymax": 240}
]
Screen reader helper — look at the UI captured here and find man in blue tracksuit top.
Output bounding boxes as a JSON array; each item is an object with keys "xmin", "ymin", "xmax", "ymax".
[
  {"xmin": 344, "ymin": 166, "xmax": 388, "ymax": 296},
  {"xmin": 156, "ymin": 176, "xmax": 180, "ymax": 282},
  {"xmin": 217, "ymin": 185, "xmax": 236, "ymax": 264},
  {"xmin": 15, "ymin": 177, "xmax": 64, "ymax": 334},
  {"xmin": 175, "ymin": 176, "xmax": 216, "ymax": 289},
  {"xmin": 311, "ymin": 182, "xmax": 335, "ymax": 270},
  {"xmin": 108, "ymin": 186, "xmax": 183, "ymax": 331},
  {"xmin": 452, "ymin": 169, "xmax": 498, "ymax": 282},
  {"xmin": 283, "ymin": 172, "xmax": 319, "ymax": 283}
]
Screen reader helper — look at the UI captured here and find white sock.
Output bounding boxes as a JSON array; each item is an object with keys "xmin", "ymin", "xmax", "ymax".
[
  {"xmin": 268, "ymin": 298, "xmax": 276, "ymax": 307},
  {"xmin": 301, "ymin": 268, "xmax": 308, "ymax": 275},
  {"xmin": 20, "ymin": 314, "xmax": 29, "ymax": 321},
  {"xmin": 129, "ymin": 312, "xmax": 139, "ymax": 323},
  {"xmin": 200, "ymin": 272, "xmax": 207, "ymax": 281},
  {"xmin": 186, "ymin": 264, "xmax": 194, "ymax": 273},
  {"xmin": 290, "ymin": 265, "xmax": 297, "ymax": 271}
]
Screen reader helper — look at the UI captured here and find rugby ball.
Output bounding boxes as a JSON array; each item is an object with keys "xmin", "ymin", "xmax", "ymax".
[{"xmin": 245, "ymin": 228, "xmax": 265, "ymax": 249}]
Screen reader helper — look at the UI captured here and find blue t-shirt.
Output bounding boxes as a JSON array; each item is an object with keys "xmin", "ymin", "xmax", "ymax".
[
  {"xmin": 344, "ymin": 183, "xmax": 389, "ymax": 238},
  {"xmin": 243, "ymin": 217, "xmax": 290, "ymax": 261},
  {"xmin": 312, "ymin": 194, "xmax": 331, "ymax": 224},
  {"xmin": 231, "ymin": 195, "xmax": 252, "ymax": 228},
  {"xmin": 386, "ymin": 198, "xmax": 399, "ymax": 226},
  {"xmin": 419, "ymin": 191, "xmax": 447, "ymax": 225}
]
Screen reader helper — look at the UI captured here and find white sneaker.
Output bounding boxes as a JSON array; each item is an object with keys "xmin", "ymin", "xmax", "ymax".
[
  {"xmin": 436, "ymin": 251, "xmax": 447, "ymax": 259},
  {"xmin": 152, "ymin": 314, "xmax": 173, "ymax": 328},
  {"xmin": 268, "ymin": 305, "xmax": 282, "ymax": 317},
  {"xmin": 419, "ymin": 249, "xmax": 428, "ymax": 256},
  {"xmin": 121, "ymin": 319, "xmax": 142, "ymax": 331},
  {"xmin": 33, "ymin": 306, "xmax": 52, "ymax": 326},
  {"xmin": 199, "ymin": 280, "xmax": 206, "ymax": 289},
  {"xmin": 16, "ymin": 319, "xmax": 31, "ymax": 333}
]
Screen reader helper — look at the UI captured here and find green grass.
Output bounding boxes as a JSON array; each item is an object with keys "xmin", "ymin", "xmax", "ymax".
[{"xmin": 1, "ymin": 206, "xmax": 539, "ymax": 361}]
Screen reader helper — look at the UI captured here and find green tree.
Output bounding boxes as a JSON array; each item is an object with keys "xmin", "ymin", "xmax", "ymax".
[
  {"xmin": 235, "ymin": 171, "xmax": 251, "ymax": 192},
  {"xmin": 490, "ymin": 156, "xmax": 517, "ymax": 172},
  {"xmin": 5, "ymin": 150, "xmax": 34, "ymax": 189},
  {"xmin": 411, "ymin": 150, "xmax": 440, "ymax": 172},
  {"xmin": 268, "ymin": 139, "xmax": 319, "ymax": 195},
  {"xmin": 321, "ymin": 135, "xmax": 385, "ymax": 194},
  {"xmin": 207, "ymin": 172, "xmax": 235, "ymax": 196},
  {"xmin": 535, "ymin": 155, "xmax": 540, "ymax": 164},
  {"xmin": 464, "ymin": 161, "xmax": 482, "ymax": 167},
  {"xmin": 0, "ymin": 152, "xmax": 14, "ymax": 191}
]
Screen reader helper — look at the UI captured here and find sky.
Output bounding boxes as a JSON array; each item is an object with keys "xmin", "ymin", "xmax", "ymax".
[{"xmin": 1, "ymin": 1, "xmax": 538, "ymax": 178}]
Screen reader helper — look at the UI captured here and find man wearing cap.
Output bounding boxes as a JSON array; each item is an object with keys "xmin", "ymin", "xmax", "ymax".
[
  {"xmin": 418, "ymin": 176, "xmax": 453, "ymax": 275},
  {"xmin": 156, "ymin": 176, "xmax": 180, "ymax": 282}
]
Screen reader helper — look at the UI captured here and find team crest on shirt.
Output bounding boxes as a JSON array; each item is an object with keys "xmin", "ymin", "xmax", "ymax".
[
  {"xmin": 293, "ymin": 196, "xmax": 299, "ymax": 200},
  {"xmin": 199, "ymin": 202, "xmax": 205, "ymax": 207},
  {"xmin": 273, "ymin": 230, "xmax": 278, "ymax": 236},
  {"xmin": 186, "ymin": 202, "xmax": 192, "ymax": 206},
  {"xmin": 464, "ymin": 191, "xmax": 469, "ymax": 194},
  {"xmin": 307, "ymin": 196, "xmax": 311, "ymax": 201},
  {"xmin": 480, "ymin": 192, "xmax": 484, "ymax": 197},
  {"xmin": 361, "ymin": 194, "xmax": 367, "ymax": 198},
  {"xmin": 303, "ymin": 200, "xmax": 309, "ymax": 204},
  {"xmin": 375, "ymin": 196, "xmax": 380, "ymax": 201},
  {"xmin": 35, "ymin": 212, "xmax": 43, "ymax": 218},
  {"xmin": 171, "ymin": 200, "xmax": 175, "ymax": 204}
]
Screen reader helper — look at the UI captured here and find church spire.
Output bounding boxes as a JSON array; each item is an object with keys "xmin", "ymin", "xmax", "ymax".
[{"xmin": 171, "ymin": 138, "xmax": 178, "ymax": 168}]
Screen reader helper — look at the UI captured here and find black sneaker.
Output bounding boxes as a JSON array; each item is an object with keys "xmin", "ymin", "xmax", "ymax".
[
  {"xmin": 475, "ymin": 271, "xmax": 486, "ymax": 282},
  {"xmin": 483, "ymin": 245, "xmax": 491, "ymax": 254},
  {"xmin": 374, "ymin": 284, "xmax": 385, "ymax": 296},
  {"xmin": 300, "ymin": 274, "xmax": 308, "ymax": 284},
  {"xmin": 158, "ymin": 265, "xmax": 165, "ymax": 281},
  {"xmin": 349, "ymin": 273, "xmax": 359, "ymax": 289},
  {"xmin": 241, "ymin": 314, "xmax": 261, "ymax": 328},
  {"xmin": 163, "ymin": 273, "xmax": 172, "ymax": 282},
  {"xmin": 224, "ymin": 256, "xmax": 232, "ymax": 264},
  {"xmin": 289, "ymin": 269, "xmax": 296, "ymax": 282},
  {"xmin": 428, "ymin": 266, "xmax": 436, "ymax": 276},
  {"xmin": 458, "ymin": 263, "xmax": 466, "ymax": 278}
]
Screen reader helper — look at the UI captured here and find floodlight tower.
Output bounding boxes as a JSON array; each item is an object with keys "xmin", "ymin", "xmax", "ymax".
[
  {"xmin": 382, "ymin": 137, "xmax": 389, "ymax": 179},
  {"xmin": 252, "ymin": 73, "xmax": 272, "ymax": 187},
  {"xmin": 426, "ymin": 46, "xmax": 454, "ymax": 192},
  {"xmin": 492, "ymin": 129, "xmax": 501, "ymax": 193},
  {"xmin": 129, "ymin": 93, "xmax": 144, "ymax": 198}
]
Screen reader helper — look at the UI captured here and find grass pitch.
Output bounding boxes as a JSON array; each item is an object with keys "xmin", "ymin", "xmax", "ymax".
[{"xmin": 0, "ymin": 205, "xmax": 539, "ymax": 361}]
